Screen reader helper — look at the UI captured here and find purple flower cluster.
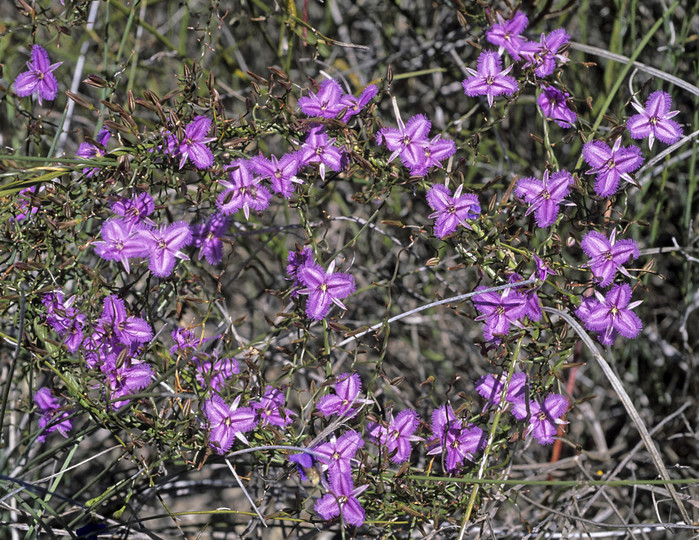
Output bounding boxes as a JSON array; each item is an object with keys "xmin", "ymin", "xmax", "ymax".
[
  {"xmin": 94, "ymin": 192, "xmax": 193, "ymax": 277},
  {"xmin": 43, "ymin": 291, "xmax": 154, "ymax": 410},
  {"xmin": 426, "ymin": 405, "xmax": 485, "ymax": 471},
  {"xmin": 377, "ymin": 114, "xmax": 456, "ymax": 176},
  {"xmin": 477, "ymin": 372, "xmax": 569, "ymax": 445},
  {"xmin": 462, "ymin": 11, "xmax": 571, "ymax": 109},
  {"xmin": 298, "ymin": 78, "xmax": 377, "ymax": 122}
]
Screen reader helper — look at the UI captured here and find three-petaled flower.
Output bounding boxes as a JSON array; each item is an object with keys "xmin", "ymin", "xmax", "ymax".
[
  {"xmin": 317, "ymin": 372, "xmax": 367, "ymax": 419},
  {"xmin": 217, "ymin": 160, "xmax": 272, "ymax": 219},
  {"xmin": 425, "ymin": 184, "xmax": 480, "ymax": 238},
  {"xmin": 582, "ymin": 137, "xmax": 644, "ymax": 198},
  {"xmin": 204, "ymin": 395, "xmax": 257, "ymax": 453},
  {"xmin": 576, "ymin": 283, "xmax": 643, "ymax": 345},
  {"xmin": 472, "ymin": 286, "xmax": 527, "ymax": 342},
  {"xmin": 486, "ymin": 11, "xmax": 529, "ymax": 60},
  {"xmin": 514, "ymin": 169, "xmax": 574, "ymax": 228},
  {"xmin": 537, "ymin": 85, "xmax": 577, "ymax": 128},
  {"xmin": 174, "ymin": 116, "xmax": 216, "ymax": 169},
  {"xmin": 14, "ymin": 44, "xmax": 62, "ymax": 105},
  {"xmin": 139, "ymin": 221, "xmax": 192, "ymax": 278},
  {"xmin": 462, "ymin": 50, "xmax": 518, "ymax": 107},
  {"xmin": 626, "ymin": 90, "xmax": 683, "ymax": 149},
  {"xmin": 512, "ymin": 394, "xmax": 568, "ymax": 445},
  {"xmin": 366, "ymin": 409, "xmax": 422, "ymax": 463},
  {"xmin": 580, "ymin": 230, "xmax": 639, "ymax": 287},
  {"xmin": 297, "ymin": 259, "xmax": 355, "ymax": 320}
]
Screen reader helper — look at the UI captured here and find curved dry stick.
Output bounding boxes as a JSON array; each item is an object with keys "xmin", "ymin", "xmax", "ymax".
[{"xmin": 542, "ymin": 306, "xmax": 691, "ymax": 524}]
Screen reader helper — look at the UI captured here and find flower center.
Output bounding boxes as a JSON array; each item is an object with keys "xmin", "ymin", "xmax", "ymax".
[
  {"xmin": 541, "ymin": 190, "xmax": 551, "ymax": 200},
  {"xmin": 603, "ymin": 250, "xmax": 614, "ymax": 261},
  {"xmin": 485, "ymin": 75, "xmax": 495, "ymax": 85}
]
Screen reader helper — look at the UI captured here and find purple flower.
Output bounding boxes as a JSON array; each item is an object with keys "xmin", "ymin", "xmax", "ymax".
[
  {"xmin": 175, "ymin": 116, "xmax": 216, "ymax": 169},
  {"xmin": 476, "ymin": 371, "xmax": 528, "ymax": 408},
  {"xmin": 426, "ymin": 406, "xmax": 485, "ymax": 471},
  {"xmin": 103, "ymin": 359, "xmax": 153, "ymax": 410},
  {"xmin": 249, "ymin": 152, "xmax": 301, "ymax": 198},
  {"xmin": 626, "ymin": 90, "xmax": 683, "ymax": 149},
  {"xmin": 313, "ymin": 430, "xmax": 364, "ymax": 494},
  {"xmin": 138, "ymin": 221, "xmax": 192, "ymax": 277},
  {"xmin": 340, "ymin": 84, "xmax": 377, "ymax": 121},
  {"xmin": 298, "ymin": 79, "xmax": 346, "ymax": 119},
  {"xmin": 462, "ymin": 51, "xmax": 518, "ymax": 107},
  {"xmin": 486, "ymin": 11, "xmax": 529, "ymax": 60},
  {"xmin": 378, "ymin": 114, "xmax": 431, "ymax": 166},
  {"xmin": 582, "ymin": 137, "xmax": 644, "ymax": 197},
  {"xmin": 534, "ymin": 255, "xmax": 556, "ymax": 281},
  {"xmin": 204, "ymin": 395, "xmax": 257, "ymax": 453},
  {"xmin": 521, "ymin": 29, "xmax": 570, "ymax": 77},
  {"xmin": 581, "ymin": 230, "xmax": 639, "ymax": 287},
  {"xmin": 286, "ymin": 247, "xmax": 314, "ymax": 283},
  {"xmin": 99, "ymin": 295, "xmax": 153, "ymax": 346},
  {"xmin": 194, "ymin": 354, "xmax": 240, "ymax": 393},
  {"xmin": 93, "ymin": 218, "xmax": 149, "ymax": 273},
  {"xmin": 251, "ymin": 387, "xmax": 295, "ymax": 428},
  {"xmin": 316, "ymin": 372, "xmax": 366, "ymax": 418},
  {"xmin": 43, "ymin": 290, "xmax": 85, "ymax": 353},
  {"xmin": 366, "ymin": 409, "xmax": 422, "ymax": 463},
  {"xmin": 576, "ymin": 284, "xmax": 643, "ymax": 345},
  {"xmin": 508, "ymin": 273, "xmax": 543, "ymax": 321},
  {"xmin": 298, "ymin": 126, "xmax": 345, "ymax": 180},
  {"xmin": 297, "ymin": 260, "xmax": 355, "ymax": 320},
  {"xmin": 537, "ymin": 85, "xmax": 577, "ymax": 128},
  {"xmin": 192, "ymin": 213, "xmax": 229, "ymax": 265},
  {"xmin": 514, "ymin": 169, "xmax": 574, "ymax": 228},
  {"xmin": 11, "ymin": 186, "xmax": 39, "ymax": 221},
  {"xmin": 472, "ymin": 286, "xmax": 527, "ymax": 342},
  {"xmin": 170, "ymin": 327, "xmax": 208, "ymax": 355},
  {"xmin": 425, "ymin": 184, "xmax": 480, "ymax": 238},
  {"xmin": 34, "ymin": 387, "xmax": 72, "ymax": 443},
  {"xmin": 315, "ymin": 481, "xmax": 368, "ymax": 527},
  {"xmin": 217, "ymin": 160, "xmax": 272, "ymax": 219},
  {"xmin": 405, "ymin": 135, "xmax": 457, "ymax": 177},
  {"xmin": 13, "ymin": 45, "xmax": 62, "ymax": 105},
  {"xmin": 512, "ymin": 394, "xmax": 568, "ymax": 445},
  {"xmin": 76, "ymin": 129, "xmax": 111, "ymax": 177},
  {"xmin": 110, "ymin": 192, "xmax": 156, "ymax": 227}
]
